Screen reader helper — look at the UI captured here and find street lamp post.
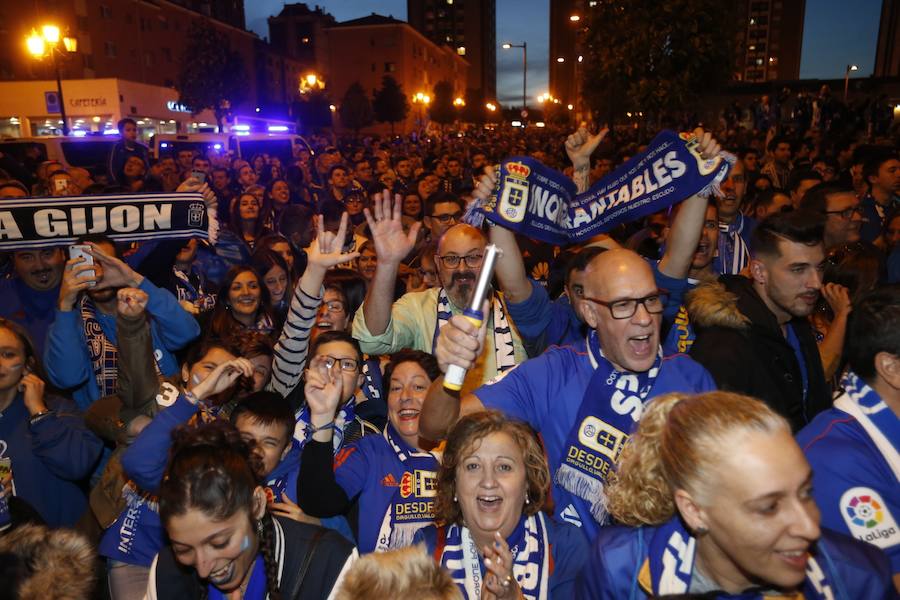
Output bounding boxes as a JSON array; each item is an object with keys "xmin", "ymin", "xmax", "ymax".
[
  {"xmin": 843, "ymin": 64, "xmax": 859, "ymax": 102},
  {"xmin": 502, "ymin": 42, "xmax": 527, "ymax": 115},
  {"xmin": 26, "ymin": 25, "xmax": 77, "ymax": 136}
]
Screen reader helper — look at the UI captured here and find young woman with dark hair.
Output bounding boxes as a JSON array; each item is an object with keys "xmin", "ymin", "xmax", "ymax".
[
  {"xmin": 146, "ymin": 420, "xmax": 356, "ymax": 599},
  {"xmin": 207, "ymin": 266, "xmax": 277, "ymax": 342}
]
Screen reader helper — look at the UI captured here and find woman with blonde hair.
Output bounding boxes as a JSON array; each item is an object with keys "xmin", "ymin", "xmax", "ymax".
[
  {"xmin": 335, "ymin": 544, "xmax": 461, "ymax": 600},
  {"xmin": 576, "ymin": 391, "xmax": 894, "ymax": 599}
]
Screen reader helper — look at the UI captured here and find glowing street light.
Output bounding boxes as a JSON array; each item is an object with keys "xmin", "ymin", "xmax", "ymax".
[
  {"xmin": 502, "ymin": 41, "xmax": 527, "ymax": 112},
  {"xmin": 300, "ymin": 73, "xmax": 324, "ymax": 94},
  {"xmin": 26, "ymin": 24, "xmax": 78, "ymax": 135},
  {"xmin": 843, "ymin": 64, "xmax": 859, "ymax": 101},
  {"xmin": 556, "ymin": 57, "xmax": 565, "ymax": 63},
  {"xmin": 453, "ymin": 97, "xmax": 466, "ymax": 107},
  {"xmin": 569, "ymin": 14, "xmax": 581, "ymax": 21}
]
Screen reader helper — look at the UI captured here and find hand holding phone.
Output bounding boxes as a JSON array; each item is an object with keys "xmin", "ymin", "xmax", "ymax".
[
  {"xmin": 69, "ymin": 245, "xmax": 96, "ymax": 285},
  {"xmin": 190, "ymin": 169, "xmax": 206, "ymax": 183}
]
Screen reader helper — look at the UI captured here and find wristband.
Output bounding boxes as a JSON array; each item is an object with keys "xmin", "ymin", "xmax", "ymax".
[
  {"xmin": 29, "ymin": 410, "xmax": 53, "ymax": 425},
  {"xmin": 308, "ymin": 421, "xmax": 334, "ymax": 435},
  {"xmin": 183, "ymin": 391, "xmax": 200, "ymax": 406}
]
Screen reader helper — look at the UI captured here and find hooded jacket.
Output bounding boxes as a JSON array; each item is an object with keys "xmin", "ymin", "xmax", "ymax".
[{"xmin": 687, "ymin": 275, "xmax": 830, "ymax": 432}]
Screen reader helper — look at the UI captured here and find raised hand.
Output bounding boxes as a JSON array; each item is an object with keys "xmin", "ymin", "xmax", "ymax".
[
  {"xmin": 434, "ymin": 308, "xmax": 488, "ymax": 374},
  {"xmin": 822, "ymin": 282, "xmax": 852, "ymax": 317},
  {"xmin": 117, "ymin": 287, "xmax": 149, "ymax": 319},
  {"xmin": 473, "ymin": 165, "xmax": 498, "ymax": 205},
  {"xmin": 565, "ymin": 123, "xmax": 609, "ymax": 172},
  {"xmin": 363, "ymin": 189, "xmax": 421, "ymax": 265},
  {"xmin": 692, "ymin": 127, "xmax": 722, "ymax": 160},
  {"xmin": 192, "ymin": 358, "xmax": 254, "ymax": 401},
  {"xmin": 482, "ymin": 531, "xmax": 522, "ymax": 600},
  {"xmin": 303, "ymin": 356, "xmax": 344, "ymax": 423},
  {"xmin": 306, "ymin": 213, "xmax": 361, "ymax": 272},
  {"xmin": 58, "ymin": 256, "xmax": 97, "ymax": 311},
  {"xmin": 85, "ymin": 242, "xmax": 144, "ymax": 290}
]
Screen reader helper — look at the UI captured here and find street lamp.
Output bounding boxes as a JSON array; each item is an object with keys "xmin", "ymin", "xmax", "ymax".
[
  {"xmin": 843, "ymin": 64, "xmax": 859, "ymax": 102},
  {"xmin": 502, "ymin": 41, "xmax": 527, "ymax": 114},
  {"xmin": 26, "ymin": 25, "xmax": 78, "ymax": 136},
  {"xmin": 300, "ymin": 73, "xmax": 325, "ymax": 94},
  {"xmin": 413, "ymin": 92, "xmax": 431, "ymax": 127}
]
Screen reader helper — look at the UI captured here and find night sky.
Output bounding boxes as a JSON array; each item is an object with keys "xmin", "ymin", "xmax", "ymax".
[{"xmin": 245, "ymin": 0, "xmax": 882, "ymax": 107}]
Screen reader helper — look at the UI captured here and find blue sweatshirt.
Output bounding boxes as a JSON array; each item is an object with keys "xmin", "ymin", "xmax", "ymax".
[
  {"xmin": 0, "ymin": 393, "xmax": 103, "ymax": 527},
  {"xmin": 43, "ymin": 278, "xmax": 200, "ymax": 410},
  {"xmin": 0, "ymin": 278, "xmax": 60, "ymax": 357}
]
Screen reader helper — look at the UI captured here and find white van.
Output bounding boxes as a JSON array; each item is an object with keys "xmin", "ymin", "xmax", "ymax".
[
  {"xmin": 0, "ymin": 136, "xmax": 117, "ymax": 179},
  {"xmin": 150, "ymin": 133, "xmax": 313, "ymax": 165}
]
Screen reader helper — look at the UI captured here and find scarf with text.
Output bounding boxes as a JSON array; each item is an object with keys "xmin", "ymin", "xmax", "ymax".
[
  {"xmin": 373, "ymin": 423, "xmax": 441, "ymax": 551},
  {"xmin": 433, "ymin": 289, "xmax": 517, "ymax": 375},
  {"xmin": 0, "ymin": 192, "xmax": 215, "ymax": 250},
  {"xmin": 644, "ymin": 517, "xmax": 835, "ymax": 599},
  {"xmin": 439, "ymin": 512, "xmax": 550, "ymax": 600},
  {"xmin": 554, "ymin": 332, "xmax": 661, "ymax": 538},
  {"xmin": 467, "ymin": 130, "xmax": 733, "ymax": 245},
  {"xmin": 81, "ymin": 297, "xmax": 120, "ymax": 398},
  {"xmin": 293, "ymin": 394, "xmax": 358, "ymax": 451}
]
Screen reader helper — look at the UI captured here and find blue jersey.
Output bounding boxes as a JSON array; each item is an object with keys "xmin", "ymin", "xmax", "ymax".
[
  {"xmin": 474, "ymin": 339, "xmax": 715, "ymax": 539},
  {"xmin": 575, "ymin": 524, "xmax": 894, "ymax": 600},
  {"xmin": 797, "ymin": 407, "xmax": 900, "ymax": 572},
  {"xmin": 333, "ymin": 432, "xmax": 439, "ymax": 554}
]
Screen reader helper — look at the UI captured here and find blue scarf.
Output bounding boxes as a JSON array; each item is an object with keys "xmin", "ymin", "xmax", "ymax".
[
  {"xmin": 373, "ymin": 423, "xmax": 440, "ymax": 551},
  {"xmin": 469, "ymin": 130, "xmax": 733, "ymax": 245},
  {"xmin": 716, "ymin": 213, "xmax": 751, "ymax": 275},
  {"xmin": 439, "ymin": 512, "xmax": 550, "ymax": 600},
  {"xmin": 207, "ymin": 554, "xmax": 266, "ymax": 600},
  {"xmin": 835, "ymin": 371, "xmax": 900, "ymax": 479},
  {"xmin": 81, "ymin": 296, "xmax": 119, "ymax": 398},
  {"xmin": 554, "ymin": 332, "xmax": 661, "ymax": 536},
  {"xmin": 173, "ymin": 266, "xmax": 215, "ymax": 310},
  {"xmin": 293, "ymin": 395, "xmax": 358, "ymax": 451},
  {"xmin": 644, "ymin": 517, "xmax": 836, "ymax": 599}
]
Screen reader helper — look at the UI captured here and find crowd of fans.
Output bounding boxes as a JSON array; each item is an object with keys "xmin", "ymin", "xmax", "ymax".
[{"xmin": 0, "ymin": 102, "xmax": 897, "ymax": 600}]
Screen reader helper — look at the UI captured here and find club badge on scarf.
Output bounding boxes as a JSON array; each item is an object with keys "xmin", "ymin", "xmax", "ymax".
[
  {"xmin": 374, "ymin": 424, "xmax": 440, "ymax": 551},
  {"xmin": 0, "ymin": 192, "xmax": 216, "ymax": 250},
  {"xmin": 644, "ymin": 517, "xmax": 835, "ymax": 599},
  {"xmin": 470, "ymin": 130, "xmax": 733, "ymax": 245}
]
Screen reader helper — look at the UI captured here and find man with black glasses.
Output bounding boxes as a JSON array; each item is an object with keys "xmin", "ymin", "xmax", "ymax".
[
  {"xmin": 421, "ymin": 191, "xmax": 464, "ymax": 243},
  {"xmin": 352, "ymin": 192, "xmax": 527, "ymax": 392},
  {"xmin": 800, "ymin": 182, "xmax": 864, "ymax": 251},
  {"xmin": 419, "ymin": 247, "xmax": 716, "ymax": 541}
]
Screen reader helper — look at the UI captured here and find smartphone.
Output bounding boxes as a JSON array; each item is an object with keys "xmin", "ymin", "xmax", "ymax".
[
  {"xmin": 69, "ymin": 244, "xmax": 96, "ymax": 286},
  {"xmin": 191, "ymin": 169, "xmax": 206, "ymax": 183}
]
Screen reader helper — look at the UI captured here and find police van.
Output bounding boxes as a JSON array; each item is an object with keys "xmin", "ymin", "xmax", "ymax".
[
  {"xmin": 0, "ymin": 136, "xmax": 117, "ymax": 180},
  {"xmin": 150, "ymin": 133, "xmax": 313, "ymax": 166}
]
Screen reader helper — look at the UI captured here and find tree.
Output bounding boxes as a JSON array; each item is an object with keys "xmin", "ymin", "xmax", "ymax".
[
  {"xmin": 293, "ymin": 89, "xmax": 333, "ymax": 134},
  {"xmin": 338, "ymin": 82, "xmax": 374, "ymax": 135},
  {"xmin": 429, "ymin": 80, "xmax": 456, "ymax": 125},
  {"xmin": 177, "ymin": 22, "xmax": 248, "ymax": 132},
  {"xmin": 373, "ymin": 75, "xmax": 410, "ymax": 134},
  {"xmin": 581, "ymin": 0, "xmax": 738, "ymax": 127}
]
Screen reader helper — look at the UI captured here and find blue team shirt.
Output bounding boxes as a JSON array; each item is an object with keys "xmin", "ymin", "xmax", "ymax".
[
  {"xmin": 474, "ymin": 338, "xmax": 716, "ymax": 538},
  {"xmin": 797, "ymin": 408, "xmax": 900, "ymax": 572}
]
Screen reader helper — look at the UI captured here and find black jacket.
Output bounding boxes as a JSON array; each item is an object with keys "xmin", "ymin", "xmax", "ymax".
[
  {"xmin": 146, "ymin": 516, "xmax": 355, "ymax": 600},
  {"xmin": 687, "ymin": 275, "xmax": 831, "ymax": 432}
]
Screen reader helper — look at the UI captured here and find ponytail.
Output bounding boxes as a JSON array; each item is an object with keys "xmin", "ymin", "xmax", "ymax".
[
  {"xmin": 606, "ymin": 391, "xmax": 789, "ymax": 527},
  {"xmin": 259, "ymin": 513, "xmax": 283, "ymax": 600},
  {"xmin": 606, "ymin": 393, "xmax": 684, "ymax": 526}
]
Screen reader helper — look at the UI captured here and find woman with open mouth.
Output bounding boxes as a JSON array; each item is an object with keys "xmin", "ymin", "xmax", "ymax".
[
  {"xmin": 146, "ymin": 420, "xmax": 356, "ymax": 599},
  {"xmin": 205, "ymin": 266, "xmax": 277, "ymax": 342},
  {"xmin": 414, "ymin": 411, "xmax": 588, "ymax": 599},
  {"xmin": 297, "ymin": 350, "xmax": 442, "ymax": 554},
  {"xmin": 577, "ymin": 391, "xmax": 894, "ymax": 599}
]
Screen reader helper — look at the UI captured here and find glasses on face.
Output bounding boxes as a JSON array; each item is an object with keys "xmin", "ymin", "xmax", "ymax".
[
  {"xmin": 436, "ymin": 253, "xmax": 484, "ymax": 269},
  {"xmin": 430, "ymin": 211, "xmax": 462, "ymax": 224},
  {"xmin": 825, "ymin": 206, "xmax": 862, "ymax": 220},
  {"xmin": 323, "ymin": 300, "xmax": 345, "ymax": 313},
  {"xmin": 317, "ymin": 355, "xmax": 359, "ymax": 372},
  {"xmin": 581, "ymin": 291, "xmax": 669, "ymax": 320}
]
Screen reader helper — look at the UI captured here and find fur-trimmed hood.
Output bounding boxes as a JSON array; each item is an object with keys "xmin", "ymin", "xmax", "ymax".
[
  {"xmin": 0, "ymin": 524, "xmax": 97, "ymax": 599},
  {"xmin": 684, "ymin": 279, "xmax": 751, "ymax": 331}
]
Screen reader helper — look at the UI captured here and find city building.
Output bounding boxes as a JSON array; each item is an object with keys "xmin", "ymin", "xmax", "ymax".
[
  {"xmin": 548, "ymin": 0, "xmax": 583, "ymax": 113},
  {"xmin": 406, "ymin": 0, "xmax": 496, "ymax": 102},
  {"xmin": 325, "ymin": 14, "xmax": 469, "ymax": 133},
  {"xmin": 268, "ymin": 3, "xmax": 335, "ymax": 77},
  {"xmin": 875, "ymin": 0, "xmax": 899, "ymax": 77},
  {"xmin": 0, "ymin": 0, "xmax": 304, "ymax": 138},
  {"xmin": 733, "ymin": 0, "xmax": 806, "ymax": 82}
]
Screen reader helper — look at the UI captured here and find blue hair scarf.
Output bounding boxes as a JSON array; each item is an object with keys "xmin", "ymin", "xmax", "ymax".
[{"xmin": 469, "ymin": 130, "xmax": 733, "ymax": 245}]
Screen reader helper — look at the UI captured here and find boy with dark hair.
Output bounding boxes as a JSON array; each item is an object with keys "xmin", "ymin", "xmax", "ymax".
[{"xmin": 108, "ymin": 118, "xmax": 149, "ymax": 186}]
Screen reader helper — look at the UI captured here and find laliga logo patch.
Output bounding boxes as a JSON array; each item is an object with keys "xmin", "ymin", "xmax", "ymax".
[
  {"xmin": 841, "ymin": 487, "xmax": 898, "ymax": 549},
  {"xmin": 497, "ymin": 161, "xmax": 531, "ymax": 224}
]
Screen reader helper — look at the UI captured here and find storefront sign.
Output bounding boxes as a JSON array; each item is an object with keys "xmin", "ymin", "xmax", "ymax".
[{"xmin": 167, "ymin": 101, "xmax": 191, "ymax": 113}]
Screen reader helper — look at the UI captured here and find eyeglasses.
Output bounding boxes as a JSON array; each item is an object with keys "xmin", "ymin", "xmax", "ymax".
[
  {"xmin": 323, "ymin": 300, "xmax": 345, "ymax": 313},
  {"xmin": 436, "ymin": 253, "xmax": 484, "ymax": 269},
  {"xmin": 825, "ymin": 206, "xmax": 862, "ymax": 220},
  {"xmin": 317, "ymin": 355, "xmax": 359, "ymax": 372},
  {"xmin": 430, "ymin": 211, "xmax": 462, "ymax": 224},
  {"xmin": 581, "ymin": 292, "xmax": 669, "ymax": 319}
]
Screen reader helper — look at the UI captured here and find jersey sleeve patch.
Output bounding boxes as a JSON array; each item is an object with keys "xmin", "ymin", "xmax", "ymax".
[{"xmin": 840, "ymin": 487, "xmax": 899, "ymax": 549}]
